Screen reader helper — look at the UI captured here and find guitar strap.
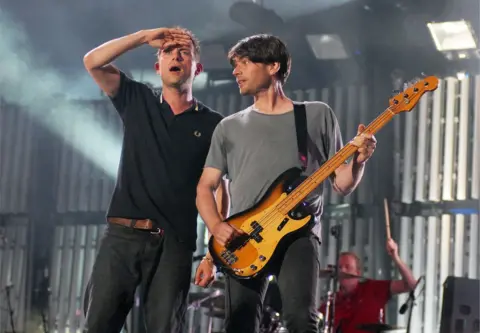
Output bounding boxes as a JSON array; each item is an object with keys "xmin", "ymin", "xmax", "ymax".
[{"xmin": 293, "ymin": 102, "xmax": 308, "ymax": 172}]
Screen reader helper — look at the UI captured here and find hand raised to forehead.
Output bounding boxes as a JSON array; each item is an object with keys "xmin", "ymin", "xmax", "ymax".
[{"xmin": 144, "ymin": 28, "xmax": 192, "ymax": 50}]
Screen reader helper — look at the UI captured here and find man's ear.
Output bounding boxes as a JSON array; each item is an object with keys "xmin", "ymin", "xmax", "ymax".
[
  {"xmin": 194, "ymin": 62, "xmax": 203, "ymax": 76},
  {"xmin": 268, "ymin": 62, "xmax": 280, "ymax": 76},
  {"xmin": 154, "ymin": 62, "xmax": 160, "ymax": 75}
]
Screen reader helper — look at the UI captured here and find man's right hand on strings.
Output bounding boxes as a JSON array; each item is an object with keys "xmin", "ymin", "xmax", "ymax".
[{"xmin": 212, "ymin": 222, "xmax": 244, "ymax": 247}]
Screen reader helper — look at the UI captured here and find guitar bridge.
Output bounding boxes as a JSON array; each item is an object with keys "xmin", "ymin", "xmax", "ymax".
[{"xmin": 221, "ymin": 250, "xmax": 238, "ymax": 265}]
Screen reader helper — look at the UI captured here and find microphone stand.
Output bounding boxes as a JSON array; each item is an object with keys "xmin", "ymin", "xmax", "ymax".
[
  {"xmin": 4, "ymin": 285, "xmax": 16, "ymax": 333},
  {"xmin": 325, "ymin": 223, "xmax": 343, "ymax": 333},
  {"xmin": 405, "ymin": 292, "xmax": 414, "ymax": 333},
  {"xmin": 401, "ymin": 276, "xmax": 425, "ymax": 333}
]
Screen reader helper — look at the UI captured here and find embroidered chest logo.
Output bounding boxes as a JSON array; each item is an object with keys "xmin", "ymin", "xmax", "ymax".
[{"xmin": 193, "ymin": 130, "xmax": 202, "ymax": 137}]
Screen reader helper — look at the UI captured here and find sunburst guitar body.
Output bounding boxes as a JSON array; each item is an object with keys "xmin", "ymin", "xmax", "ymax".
[
  {"xmin": 208, "ymin": 76, "xmax": 439, "ymax": 279},
  {"xmin": 209, "ymin": 168, "xmax": 313, "ymax": 279}
]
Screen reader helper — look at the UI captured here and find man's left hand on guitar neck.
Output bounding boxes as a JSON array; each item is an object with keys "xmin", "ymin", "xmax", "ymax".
[
  {"xmin": 351, "ymin": 124, "xmax": 377, "ymax": 164},
  {"xmin": 332, "ymin": 124, "xmax": 377, "ymax": 196}
]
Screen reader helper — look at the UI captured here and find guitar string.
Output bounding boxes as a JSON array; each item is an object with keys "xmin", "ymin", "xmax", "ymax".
[
  {"xmin": 240, "ymin": 109, "xmax": 395, "ymax": 237},
  {"xmin": 239, "ymin": 110, "xmax": 394, "ymax": 240}
]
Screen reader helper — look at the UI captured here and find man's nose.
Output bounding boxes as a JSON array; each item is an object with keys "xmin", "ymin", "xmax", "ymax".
[{"xmin": 173, "ymin": 50, "xmax": 183, "ymax": 61}]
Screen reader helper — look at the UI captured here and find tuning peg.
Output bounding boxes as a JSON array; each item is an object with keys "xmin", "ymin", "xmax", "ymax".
[{"xmin": 391, "ymin": 90, "xmax": 401, "ymax": 98}]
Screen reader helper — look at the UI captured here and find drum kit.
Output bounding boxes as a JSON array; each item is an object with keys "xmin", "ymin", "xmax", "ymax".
[{"xmin": 186, "ymin": 267, "xmax": 405, "ymax": 333}]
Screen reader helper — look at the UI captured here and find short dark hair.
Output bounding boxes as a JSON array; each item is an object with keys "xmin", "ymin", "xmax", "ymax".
[
  {"xmin": 156, "ymin": 26, "xmax": 201, "ymax": 59},
  {"xmin": 228, "ymin": 34, "xmax": 291, "ymax": 85}
]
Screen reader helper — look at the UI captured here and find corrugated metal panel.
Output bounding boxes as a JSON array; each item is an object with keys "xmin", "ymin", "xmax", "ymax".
[
  {"xmin": 49, "ymin": 221, "xmax": 119, "ymax": 333},
  {"xmin": 398, "ymin": 76, "xmax": 480, "ymax": 333},
  {"xmin": 0, "ymin": 101, "xmax": 35, "ymax": 214},
  {"xmin": 55, "ymin": 101, "xmax": 119, "ymax": 213},
  {"xmin": 0, "ymin": 216, "xmax": 28, "ymax": 333}
]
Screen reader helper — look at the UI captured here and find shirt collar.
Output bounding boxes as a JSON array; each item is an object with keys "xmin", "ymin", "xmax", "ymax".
[{"xmin": 160, "ymin": 94, "xmax": 199, "ymax": 112}]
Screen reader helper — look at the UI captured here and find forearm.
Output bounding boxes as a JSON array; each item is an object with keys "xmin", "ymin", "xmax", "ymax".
[
  {"xmin": 333, "ymin": 159, "xmax": 365, "ymax": 195},
  {"xmin": 197, "ymin": 186, "xmax": 224, "ymax": 233},
  {"xmin": 215, "ymin": 180, "xmax": 230, "ymax": 220},
  {"xmin": 204, "ymin": 183, "xmax": 229, "ymax": 259},
  {"xmin": 204, "ymin": 230, "xmax": 214, "ymax": 261},
  {"xmin": 84, "ymin": 30, "xmax": 147, "ymax": 70},
  {"xmin": 393, "ymin": 256, "xmax": 417, "ymax": 290}
]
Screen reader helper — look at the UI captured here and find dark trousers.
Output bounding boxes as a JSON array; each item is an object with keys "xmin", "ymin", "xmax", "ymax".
[
  {"xmin": 83, "ymin": 223, "xmax": 193, "ymax": 333},
  {"xmin": 224, "ymin": 233, "xmax": 320, "ymax": 333}
]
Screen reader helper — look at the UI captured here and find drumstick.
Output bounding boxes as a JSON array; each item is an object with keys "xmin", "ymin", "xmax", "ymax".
[{"xmin": 384, "ymin": 198, "xmax": 391, "ymax": 240}]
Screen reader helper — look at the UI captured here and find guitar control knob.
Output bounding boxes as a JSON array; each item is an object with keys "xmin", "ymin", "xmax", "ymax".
[
  {"xmin": 259, "ymin": 255, "xmax": 266, "ymax": 261},
  {"xmin": 250, "ymin": 265, "xmax": 257, "ymax": 270}
]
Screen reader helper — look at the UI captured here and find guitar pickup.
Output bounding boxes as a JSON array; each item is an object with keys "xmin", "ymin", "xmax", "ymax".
[
  {"xmin": 277, "ymin": 218, "xmax": 289, "ymax": 231},
  {"xmin": 250, "ymin": 221, "xmax": 263, "ymax": 231},
  {"xmin": 252, "ymin": 233, "xmax": 263, "ymax": 243}
]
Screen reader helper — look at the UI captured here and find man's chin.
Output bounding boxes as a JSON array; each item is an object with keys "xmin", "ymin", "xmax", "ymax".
[
  {"xmin": 239, "ymin": 88, "xmax": 251, "ymax": 96},
  {"xmin": 163, "ymin": 79, "xmax": 187, "ymax": 89}
]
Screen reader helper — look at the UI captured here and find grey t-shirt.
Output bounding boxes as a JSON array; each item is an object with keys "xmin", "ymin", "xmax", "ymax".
[{"xmin": 204, "ymin": 101, "xmax": 343, "ymax": 238}]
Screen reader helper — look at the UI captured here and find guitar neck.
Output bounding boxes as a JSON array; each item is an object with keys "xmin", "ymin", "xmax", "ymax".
[{"xmin": 277, "ymin": 107, "xmax": 396, "ymax": 215}]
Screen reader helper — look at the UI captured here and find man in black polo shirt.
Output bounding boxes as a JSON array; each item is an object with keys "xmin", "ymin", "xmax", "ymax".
[{"xmin": 82, "ymin": 27, "xmax": 224, "ymax": 333}]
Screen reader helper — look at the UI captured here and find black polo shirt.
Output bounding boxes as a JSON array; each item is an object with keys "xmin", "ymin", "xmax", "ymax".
[{"xmin": 107, "ymin": 71, "xmax": 223, "ymax": 250}]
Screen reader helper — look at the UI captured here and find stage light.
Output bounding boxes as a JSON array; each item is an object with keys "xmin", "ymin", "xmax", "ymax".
[
  {"xmin": 305, "ymin": 34, "xmax": 348, "ymax": 60},
  {"xmin": 427, "ymin": 20, "xmax": 477, "ymax": 52}
]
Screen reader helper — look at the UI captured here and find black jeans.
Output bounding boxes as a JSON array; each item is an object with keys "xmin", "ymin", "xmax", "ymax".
[
  {"xmin": 83, "ymin": 223, "xmax": 193, "ymax": 333},
  {"xmin": 224, "ymin": 233, "xmax": 320, "ymax": 333}
]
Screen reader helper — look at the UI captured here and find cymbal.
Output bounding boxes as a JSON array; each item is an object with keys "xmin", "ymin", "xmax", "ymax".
[
  {"xmin": 357, "ymin": 323, "xmax": 406, "ymax": 332},
  {"xmin": 190, "ymin": 278, "xmax": 225, "ymax": 289},
  {"xmin": 318, "ymin": 269, "xmax": 363, "ymax": 279},
  {"xmin": 188, "ymin": 290, "xmax": 225, "ymax": 309},
  {"xmin": 205, "ymin": 309, "xmax": 225, "ymax": 318}
]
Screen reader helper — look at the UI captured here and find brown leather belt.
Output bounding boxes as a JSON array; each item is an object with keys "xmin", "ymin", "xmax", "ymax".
[{"xmin": 108, "ymin": 217, "xmax": 157, "ymax": 231}]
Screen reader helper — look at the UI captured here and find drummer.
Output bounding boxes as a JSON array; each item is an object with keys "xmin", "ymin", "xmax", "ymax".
[{"xmin": 318, "ymin": 238, "xmax": 417, "ymax": 333}]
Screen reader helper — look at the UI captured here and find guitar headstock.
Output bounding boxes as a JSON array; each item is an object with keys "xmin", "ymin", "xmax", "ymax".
[{"xmin": 389, "ymin": 76, "xmax": 439, "ymax": 113}]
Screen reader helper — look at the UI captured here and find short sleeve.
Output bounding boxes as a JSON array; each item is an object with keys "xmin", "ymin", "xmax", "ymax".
[
  {"xmin": 324, "ymin": 106, "xmax": 344, "ymax": 161},
  {"xmin": 316, "ymin": 105, "xmax": 344, "ymax": 184},
  {"xmin": 204, "ymin": 121, "xmax": 228, "ymax": 175},
  {"xmin": 109, "ymin": 71, "xmax": 144, "ymax": 120}
]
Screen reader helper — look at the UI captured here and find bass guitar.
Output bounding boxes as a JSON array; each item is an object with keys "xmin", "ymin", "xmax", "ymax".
[{"xmin": 209, "ymin": 76, "xmax": 439, "ymax": 279}]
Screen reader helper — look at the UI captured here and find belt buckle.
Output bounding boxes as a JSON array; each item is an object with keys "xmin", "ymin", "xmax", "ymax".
[{"xmin": 150, "ymin": 228, "xmax": 162, "ymax": 235}]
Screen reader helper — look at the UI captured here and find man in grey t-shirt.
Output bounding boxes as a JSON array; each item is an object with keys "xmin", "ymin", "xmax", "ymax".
[{"xmin": 196, "ymin": 34, "xmax": 377, "ymax": 333}]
